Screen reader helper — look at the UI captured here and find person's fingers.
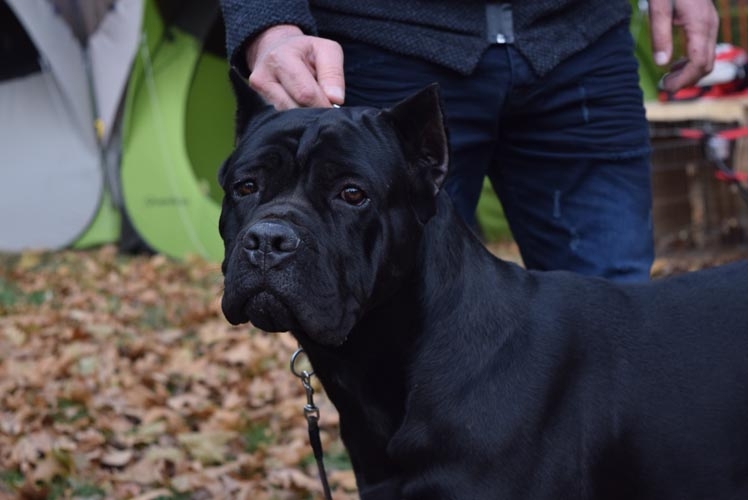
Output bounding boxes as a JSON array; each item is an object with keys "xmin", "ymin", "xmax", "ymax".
[
  {"xmin": 661, "ymin": 58, "xmax": 704, "ymax": 92},
  {"xmin": 247, "ymin": 75, "xmax": 298, "ymax": 110},
  {"xmin": 310, "ymin": 39, "xmax": 345, "ymax": 105},
  {"xmin": 669, "ymin": 37, "xmax": 710, "ymax": 89},
  {"xmin": 249, "ymin": 41, "xmax": 332, "ymax": 108},
  {"xmin": 649, "ymin": 0, "xmax": 674, "ymax": 66},
  {"xmin": 660, "ymin": 0, "xmax": 719, "ymax": 91},
  {"xmin": 247, "ymin": 33, "xmax": 345, "ymax": 109}
]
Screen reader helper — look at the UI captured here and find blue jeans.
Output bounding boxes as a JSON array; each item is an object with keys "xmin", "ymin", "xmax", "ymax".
[{"xmin": 341, "ymin": 23, "xmax": 654, "ymax": 282}]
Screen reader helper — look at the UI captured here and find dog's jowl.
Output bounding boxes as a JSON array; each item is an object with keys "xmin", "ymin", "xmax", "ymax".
[{"xmin": 218, "ymin": 71, "xmax": 748, "ymax": 500}]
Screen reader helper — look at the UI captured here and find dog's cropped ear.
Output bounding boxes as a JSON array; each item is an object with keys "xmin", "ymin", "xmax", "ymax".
[
  {"xmin": 217, "ymin": 157, "xmax": 230, "ymax": 188},
  {"xmin": 229, "ymin": 67, "xmax": 269, "ymax": 142},
  {"xmin": 383, "ymin": 83, "xmax": 449, "ymax": 196}
]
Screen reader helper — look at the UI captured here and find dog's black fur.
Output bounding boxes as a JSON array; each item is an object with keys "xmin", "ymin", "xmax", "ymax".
[{"xmin": 219, "ymin": 71, "xmax": 748, "ymax": 499}]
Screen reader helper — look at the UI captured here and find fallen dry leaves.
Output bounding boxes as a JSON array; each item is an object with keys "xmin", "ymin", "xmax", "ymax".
[{"xmin": 0, "ymin": 246, "xmax": 356, "ymax": 500}]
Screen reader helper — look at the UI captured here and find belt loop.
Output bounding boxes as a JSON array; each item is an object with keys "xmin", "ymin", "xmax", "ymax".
[{"xmin": 486, "ymin": 2, "xmax": 514, "ymax": 44}]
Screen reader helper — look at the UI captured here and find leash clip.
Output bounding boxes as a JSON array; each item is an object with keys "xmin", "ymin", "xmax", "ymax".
[
  {"xmin": 290, "ymin": 346, "xmax": 332, "ymax": 500},
  {"xmin": 291, "ymin": 347, "xmax": 320, "ymax": 420}
]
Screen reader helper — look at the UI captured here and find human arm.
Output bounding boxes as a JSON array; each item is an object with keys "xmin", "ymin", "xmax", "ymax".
[{"xmin": 648, "ymin": 0, "xmax": 719, "ymax": 92}]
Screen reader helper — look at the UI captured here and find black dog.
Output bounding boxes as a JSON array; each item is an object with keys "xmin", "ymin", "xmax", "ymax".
[{"xmin": 219, "ymin": 73, "xmax": 748, "ymax": 499}]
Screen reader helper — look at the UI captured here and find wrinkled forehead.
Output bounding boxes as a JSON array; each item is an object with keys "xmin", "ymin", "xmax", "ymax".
[
  {"xmin": 238, "ymin": 107, "xmax": 402, "ymax": 171},
  {"xmin": 298, "ymin": 108, "xmax": 400, "ymax": 163}
]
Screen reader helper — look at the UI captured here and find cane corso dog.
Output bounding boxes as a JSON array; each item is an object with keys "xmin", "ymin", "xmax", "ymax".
[{"xmin": 218, "ymin": 71, "xmax": 748, "ymax": 500}]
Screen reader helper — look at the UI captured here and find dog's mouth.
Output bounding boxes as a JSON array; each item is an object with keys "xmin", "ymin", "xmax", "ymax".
[
  {"xmin": 244, "ymin": 290, "xmax": 298, "ymax": 332},
  {"xmin": 221, "ymin": 244, "xmax": 364, "ymax": 346},
  {"xmin": 222, "ymin": 275, "xmax": 359, "ymax": 346},
  {"xmin": 222, "ymin": 287, "xmax": 297, "ymax": 332}
]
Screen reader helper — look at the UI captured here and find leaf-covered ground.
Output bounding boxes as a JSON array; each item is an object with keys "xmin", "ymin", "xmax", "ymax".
[
  {"xmin": 1, "ymin": 244, "xmax": 745, "ymax": 499},
  {"xmin": 0, "ymin": 246, "xmax": 356, "ymax": 500}
]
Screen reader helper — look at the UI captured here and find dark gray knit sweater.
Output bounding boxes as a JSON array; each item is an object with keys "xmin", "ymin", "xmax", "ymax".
[{"xmin": 219, "ymin": 1, "xmax": 631, "ymax": 78}]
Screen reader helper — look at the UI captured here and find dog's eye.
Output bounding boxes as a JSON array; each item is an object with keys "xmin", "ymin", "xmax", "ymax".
[
  {"xmin": 340, "ymin": 186, "xmax": 368, "ymax": 206},
  {"xmin": 233, "ymin": 179, "xmax": 258, "ymax": 197}
]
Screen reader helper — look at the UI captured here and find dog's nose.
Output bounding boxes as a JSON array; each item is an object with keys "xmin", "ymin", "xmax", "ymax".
[{"xmin": 243, "ymin": 221, "xmax": 300, "ymax": 269}]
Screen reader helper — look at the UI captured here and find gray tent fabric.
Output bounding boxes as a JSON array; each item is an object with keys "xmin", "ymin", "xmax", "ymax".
[
  {"xmin": 49, "ymin": 0, "xmax": 118, "ymax": 43},
  {"xmin": 0, "ymin": 72, "xmax": 103, "ymax": 252},
  {"xmin": 0, "ymin": 0, "xmax": 142, "ymax": 252},
  {"xmin": 8, "ymin": 0, "xmax": 143, "ymax": 143},
  {"xmin": 85, "ymin": 0, "xmax": 143, "ymax": 143},
  {"xmin": 8, "ymin": 0, "xmax": 98, "ymax": 148}
]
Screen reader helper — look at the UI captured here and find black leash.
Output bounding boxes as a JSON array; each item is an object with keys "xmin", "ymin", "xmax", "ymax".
[{"xmin": 291, "ymin": 347, "xmax": 333, "ymax": 500}]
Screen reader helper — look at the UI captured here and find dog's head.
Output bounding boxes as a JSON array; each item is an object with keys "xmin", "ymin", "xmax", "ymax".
[{"xmin": 219, "ymin": 70, "xmax": 448, "ymax": 345}]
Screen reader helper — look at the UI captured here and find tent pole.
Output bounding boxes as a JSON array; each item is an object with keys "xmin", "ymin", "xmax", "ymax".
[{"xmin": 70, "ymin": 0, "xmax": 120, "ymax": 209}]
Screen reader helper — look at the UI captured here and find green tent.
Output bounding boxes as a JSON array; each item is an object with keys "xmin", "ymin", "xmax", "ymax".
[{"xmin": 120, "ymin": 0, "xmax": 232, "ymax": 261}]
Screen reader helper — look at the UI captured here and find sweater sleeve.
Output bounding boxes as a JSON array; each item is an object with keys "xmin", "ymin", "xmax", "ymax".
[{"xmin": 219, "ymin": 0, "xmax": 318, "ymax": 74}]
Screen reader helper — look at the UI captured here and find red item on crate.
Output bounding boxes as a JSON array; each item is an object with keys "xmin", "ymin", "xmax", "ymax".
[{"xmin": 658, "ymin": 43, "xmax": 748, "ymax": 101}]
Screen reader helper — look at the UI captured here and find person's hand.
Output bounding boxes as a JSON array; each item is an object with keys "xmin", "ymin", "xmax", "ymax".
[
  {"xmin": 649, "ymin": 0, "xmax": 719, "ymax": 92},
  {"xmin": 245, "ymin": 24, "xmax": 345, "ymax": 110}
]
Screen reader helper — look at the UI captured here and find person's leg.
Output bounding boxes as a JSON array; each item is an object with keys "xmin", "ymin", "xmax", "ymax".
[
  {"xmin": 341, "ymin": 41, "xmax": 510, "ymax": 229},
  {"xmin": 493, "ymin": 154, "xmax": 653, "ymax": 281},
  {"xmin": 489, "ymin": 23, "xmax": 654, "ymax": 282}
]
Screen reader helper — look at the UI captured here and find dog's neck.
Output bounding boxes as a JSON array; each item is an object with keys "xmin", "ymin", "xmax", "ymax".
[{"xmin": 293, "ymin": 191, "xmax": 525, "ymax": 487}]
